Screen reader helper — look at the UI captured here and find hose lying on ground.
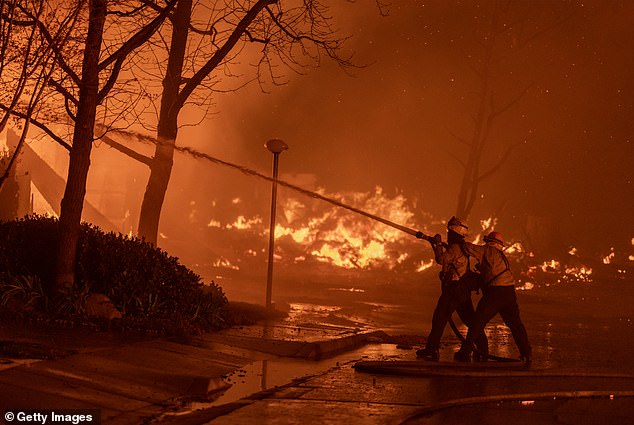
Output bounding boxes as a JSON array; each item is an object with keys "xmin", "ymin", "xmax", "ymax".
[{"xmin": 397, "ymin": 390, "xmax": 634, "ymax": 424}]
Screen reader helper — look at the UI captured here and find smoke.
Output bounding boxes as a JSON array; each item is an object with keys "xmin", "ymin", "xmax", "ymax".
[{"xmin": 171, "ymin": 1, "xmax": 633, "ymax": 257}]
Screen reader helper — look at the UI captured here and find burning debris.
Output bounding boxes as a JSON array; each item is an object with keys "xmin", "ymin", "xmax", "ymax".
[{"xmin": 196, "ymin": 176, "xmax": 633, "ymax": 291}]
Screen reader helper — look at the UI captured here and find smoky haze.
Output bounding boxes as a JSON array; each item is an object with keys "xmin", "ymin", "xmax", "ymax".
[{"xmin": 165, "ymin": 0, "xmax": 633, "ymax": 258}]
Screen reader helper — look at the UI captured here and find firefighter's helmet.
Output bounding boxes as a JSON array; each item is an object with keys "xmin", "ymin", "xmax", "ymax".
[
  {"xmin": 447, "ymin": 216, "xmax": 468, "ymax": 236},
  {"xmin": 484, "ymin": 231, "xmax": 505, "ymax": 247}
]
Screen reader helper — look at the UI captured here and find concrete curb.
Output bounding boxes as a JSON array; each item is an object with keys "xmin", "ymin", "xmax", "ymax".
[{"xmin": 204, "ymin": 330, "xmax": 386, "ymax": 360}]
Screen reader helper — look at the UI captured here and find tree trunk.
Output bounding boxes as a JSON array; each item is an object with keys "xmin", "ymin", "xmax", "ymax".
[
  {"xmin": 137, "ymin": 0, "xmax": 192, "ymax": 245},
  {"xmin": 54, "ymin": 0, "xmax": 106, "ymax": 292},
  {"xmin": 455, "ymin": 5, "xmax": 498, "ymax": 220}
]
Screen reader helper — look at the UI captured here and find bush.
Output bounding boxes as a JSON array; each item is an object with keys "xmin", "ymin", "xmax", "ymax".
[{"xmin": 0, "ymin": 215, "xmax": 228, "ymax": 332}]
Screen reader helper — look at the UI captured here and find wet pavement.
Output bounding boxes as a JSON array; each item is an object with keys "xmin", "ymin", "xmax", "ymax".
[
  {"xmin": 158, "ymin": 340, "xmax": 634, "ymax": 425},
  {"xmin": 1, "ymin": 281, "xmax": 634, "ymax": 424}
]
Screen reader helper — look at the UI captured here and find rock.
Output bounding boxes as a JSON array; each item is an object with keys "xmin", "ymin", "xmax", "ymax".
[{"xmin": 85, "ymin": 293, "xmax": 122, "ymax": 320}]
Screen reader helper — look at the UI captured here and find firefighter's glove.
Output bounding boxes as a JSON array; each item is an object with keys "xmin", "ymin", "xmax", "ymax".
[{"xmin": 434, "ymin": 234, "xmax": 442, "ymax": 245}]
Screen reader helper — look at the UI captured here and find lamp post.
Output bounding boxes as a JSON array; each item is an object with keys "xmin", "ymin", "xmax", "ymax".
[{"xmin": 265, "ymin": 138, "xmax": 288, "ymax": 309}]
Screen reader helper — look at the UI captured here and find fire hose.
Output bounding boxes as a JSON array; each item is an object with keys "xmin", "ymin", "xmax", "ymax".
[{"xmin": 398, "ymin": 390, "xmax": 634, "ymax": 424}]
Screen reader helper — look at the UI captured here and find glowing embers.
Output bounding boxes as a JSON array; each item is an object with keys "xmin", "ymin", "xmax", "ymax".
[
  {"xmin": 539, "ymin": 259, "xmax": 561, "ymax": 273},
  {"xmin": 515, "ymin": 280, "xmax": 535, "ymax": 291},
  {"xmin": 212, "ymin": 257, "xmax": 240, "ymax": 270},
  {"xmin": 416, "ymin": 259, "xmax": 434, "ymax": 272},
  {"xmin": 562, "ymin": 265, "xmax": 593, "ymax": 283},
  {"xmin": 603, "ymin": 248, "xmax": 615, "ymax": 264},
  {"xmin": 327, "ymin": 287, "xmax": 365, "ymax": 293},
  {"xmin": 504, "ymin": 241, "xmax": 524, "ymax": 255},
  {"xmin": 527, "ymin": 259, "xmax": 593, "ymax": 284}
]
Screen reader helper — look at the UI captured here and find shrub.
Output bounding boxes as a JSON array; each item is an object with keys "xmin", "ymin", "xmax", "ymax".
[{"xmin": 0, "ymin": 215, "xmax": 228, "ymax": 332}]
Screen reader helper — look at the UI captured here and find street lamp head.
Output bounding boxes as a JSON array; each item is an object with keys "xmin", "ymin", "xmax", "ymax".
[{"xmin": 265, "ymin": 138, "xmax": 289, "ymax": 154}]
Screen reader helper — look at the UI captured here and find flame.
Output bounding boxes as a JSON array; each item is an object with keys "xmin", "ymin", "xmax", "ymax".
[
  {"xmin": 562, "ymin": 266, "xmax": 593, "ymax": 283},
  {"xmin": 396, "ymin": 253, "xmax": 408, "ymax": 264},
  {"xmin": 416, "ymin": 259, "xmax": 434, "ymax": 272},
  {"xmin": 282, "ymin": 198, "xmax": 305, "ymax": 224},
  {"xmin": 311, "ymin": 243, "xmax": 356, "ymax": 268},
  {"xmin": 540, "ymin": 259, "xmax": 561, "ymax": 272},
  {"xmin": 204, "ymin": 184, "xmax": 621, "ymax": 284},
  {"xmin": 271, "ymin": 186, "xmax": 423, "ymax": 270},
  {"xmin": 275, "ymin": 224, "xmax": 310, "ymax": 243},
  {"xmin": 480, "ymin": 216, "xmax": 497, "ymax": 231},
  {"xmin": 505, "ymin": 241, "xmax": 524, "ymax": 254},
  {"xmin": 516, "ymin": 281, "xmax": 534, "ymax": 291},
  {"xmin": 531, "ymin": 258, "xmax": 593, "ymax": 284},
  {"xmin": 602, "ymin": 248, "xmax": 615, "ymax": 264},
  {"xmin": 226, "ymin": 215, "xmax": 262, "ymax": 230},
  {"xmin": 212, "ymin": 257, "xmax": 240, "ymax": 270}
]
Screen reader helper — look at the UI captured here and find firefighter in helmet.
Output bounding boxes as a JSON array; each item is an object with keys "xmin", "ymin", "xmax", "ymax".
[
  {"xmin": 455, "ymin": 231, "xmax": 532, "ymax": 366},
  {"xmin": 415, "ymin": 217, "xmax": 488, "ymax": 361}
]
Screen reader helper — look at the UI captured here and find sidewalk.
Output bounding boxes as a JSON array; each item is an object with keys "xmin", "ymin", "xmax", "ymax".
[
  {"xmin": 158, "ymin": 343, "xmax": 634, "ymax": 425},
  {"xmin": 0, "ymin": 322, "xmax": 382, "ymax": 424},
  {"xmin": 2, "ymin": 320, "xmax": 634, "ymax": 424}
]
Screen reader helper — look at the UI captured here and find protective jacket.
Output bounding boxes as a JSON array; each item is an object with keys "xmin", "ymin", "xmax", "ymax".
[
  {"xmin": 434, "ymin": 242, "xmax": 469, "ymax": 283},
  {"xmin": 463, "ymin": 243, "xmax": 514, "ymax": 287}
]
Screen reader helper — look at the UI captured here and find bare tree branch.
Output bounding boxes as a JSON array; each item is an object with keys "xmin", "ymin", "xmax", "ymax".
[
  {"xmin": 48, "ymin": 78, "xmax": 78, "ymax": 105},
  {"xmin": 477, "ymin": 143, "xmax": 515, "ymax": 183},
  {"xmin": 98, "ymin": 0, "xmax": 176, "ymax": 71},
  {"xmin": 177, "ymin": 0, "xmax": 278, "ymax": 106},
  {"xmin": 97, "ymin": 133, "xmax": 152, "ymax": 166},
  {"xmin": 0, "ymin": 104, "xmax": 71, "ymax": 150},
  {"xmin": 13, "ymin": 1, "xmax": 83, "ymax": 86}
]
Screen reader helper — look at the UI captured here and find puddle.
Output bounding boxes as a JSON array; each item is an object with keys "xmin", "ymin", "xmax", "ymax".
[{"xmin": 178, "ymin": 343, "xmax": 402, "ymax": 413}]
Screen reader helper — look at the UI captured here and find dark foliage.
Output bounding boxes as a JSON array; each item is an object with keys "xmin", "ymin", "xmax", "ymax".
[{"xmin": 0, "ymin": 215, "xmax": 228, "ymax": 332}]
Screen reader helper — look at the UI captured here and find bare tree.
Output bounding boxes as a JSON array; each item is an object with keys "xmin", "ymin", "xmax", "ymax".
[
  {"xmin": 0, "ymin": 0, "xmax": 174, "ymax": 293},
  {"xmin": 101, "ymin": 0, "xmax": 373, "ymax": 245},
  {"xmin": 450, "ymin": 0, "xmax": 574, "ymax": 220}
]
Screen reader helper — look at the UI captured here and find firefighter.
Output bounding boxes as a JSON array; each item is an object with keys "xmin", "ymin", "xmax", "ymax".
[
  {"xmin": 415, "ymin": 217, "xmax": 488, "ymax": 361},
  {"xmin": 454, "ymin": 231, "xmax": 532, "ymax": 366}
]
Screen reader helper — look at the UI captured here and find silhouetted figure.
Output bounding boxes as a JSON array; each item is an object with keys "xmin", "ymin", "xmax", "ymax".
[
  {"xmin": 415, "ymin": 217, "xmax": 488, "ymax": 361},
  {"xmin": 454, "ymin": 231, "xmax": 532, "ymax": 366}
]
